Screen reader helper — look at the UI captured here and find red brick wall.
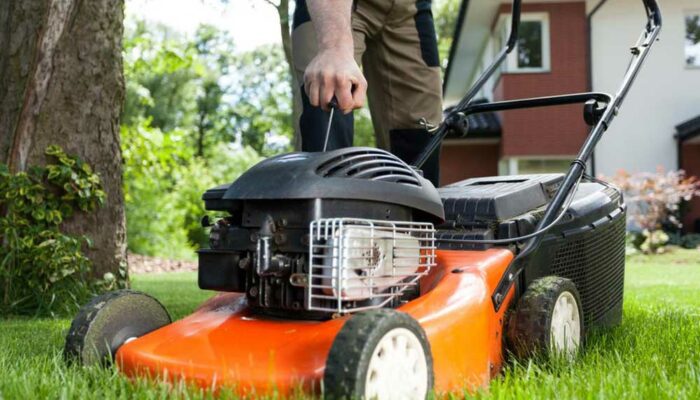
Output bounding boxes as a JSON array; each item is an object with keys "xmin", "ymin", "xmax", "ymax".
[
  {"xmin": 440, "ymin": 142, "xmax": 500, "ymax": 185},
  {"xmin": 681, "ymin": 143, "xmax": 700, "ymax": 233},
  {"xmin": 495, "ymin": 2, "xmax": 589, "ymax": 157}
]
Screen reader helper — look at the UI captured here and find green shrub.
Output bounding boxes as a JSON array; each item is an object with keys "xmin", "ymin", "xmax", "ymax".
[
  {"xmin": 0, "ymin": 146, "xmax": 113, "ymax": 316},
  {"xmin": 607, "ymin": 169, "xmax": 700, "ymax": 254},
  {"xmin": 122, "ymin": 120, "xmax": 262, "ymax": 258},
  {"xmin": 121, "ymin": 121, "xmax": 194, "ymax": 259},
  {"xmin": 668, "ymin": 232, "xmax": 700, "ymax": 250},
  {"xmin": 173, "ymin": 143, "xmax": 263, "ymax": 249}
]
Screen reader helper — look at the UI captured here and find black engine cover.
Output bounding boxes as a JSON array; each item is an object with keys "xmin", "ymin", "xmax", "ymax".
[{"xmin": 203, "ymin": 147, "xmax": 445, "ymax": 223}]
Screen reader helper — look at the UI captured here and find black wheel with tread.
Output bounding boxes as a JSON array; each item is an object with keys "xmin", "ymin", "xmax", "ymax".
[
  {"xmin": 323, "ymin": 309, "xmax": 433, "ymax": 400},
  {"xmin": 63, "ymin": 290, "xmax": 171, "ymax": 366},
  {"xmin": 506, "ymin": 276, "xmax": 584, "ymax": 359}
]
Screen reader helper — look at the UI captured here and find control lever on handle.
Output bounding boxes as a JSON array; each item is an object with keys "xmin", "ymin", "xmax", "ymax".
[{"xmin": 322, "ymin": 98, "xmax": 339, "ymax": 152}]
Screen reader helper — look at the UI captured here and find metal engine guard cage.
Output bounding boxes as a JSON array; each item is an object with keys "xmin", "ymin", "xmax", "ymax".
[
  {"xmin": 413, "ymin": 0, "xmax": 662, "ymax": 311},
  {"xmin": 307, "ymin": 218, "xmax": 437, "ymax": 314}
]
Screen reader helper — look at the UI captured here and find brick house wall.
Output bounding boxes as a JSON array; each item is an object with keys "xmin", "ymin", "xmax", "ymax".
[
  {"xmin": 440, "ymin": 142, "xmax": 500, "ymax": 185},
  {"xmin": 494, "ymin": 2, "xmax": 589, "ymax": 158}
]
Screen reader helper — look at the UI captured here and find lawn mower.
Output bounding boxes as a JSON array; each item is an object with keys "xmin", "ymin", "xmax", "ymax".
[{"xmin": 64, "ymin": 0, "xmax": 662, "ymax": 398}]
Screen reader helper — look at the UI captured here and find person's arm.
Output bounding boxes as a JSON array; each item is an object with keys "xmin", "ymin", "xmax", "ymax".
[{"xmin": 304, "ymin": 0, "xmax": 367, "ymax": 114}]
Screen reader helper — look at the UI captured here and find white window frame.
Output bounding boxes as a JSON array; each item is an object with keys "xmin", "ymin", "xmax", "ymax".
[
  {"xmin": 499, "ymin": 156, "xmax": 581, "ymax": 176},
  {"xmin": 497, "ymin": 12, "xmax": 551, "ymax": 74},
  {"xmin": 685, "ymin": 10, "xmax": 700, "ymax": 70}
]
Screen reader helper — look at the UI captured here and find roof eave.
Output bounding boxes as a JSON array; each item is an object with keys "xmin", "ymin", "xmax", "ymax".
[{"xmin": 676, "ymin": 115, "xmax": 700, "ymax": 143}]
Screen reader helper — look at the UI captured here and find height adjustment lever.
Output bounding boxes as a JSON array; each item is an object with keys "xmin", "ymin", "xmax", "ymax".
[
  {"xmin": 583, "ymin": 100, "xmax": 607, "ymax": 127},
  {"xmin": 444, "ymin": 112, "xmax": 470, "ymax": 137}
]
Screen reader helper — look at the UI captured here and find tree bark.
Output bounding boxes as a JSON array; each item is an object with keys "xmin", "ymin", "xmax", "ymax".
[{"xmin": 0, "ymin": 0, "xmax": 127, "ymax": 280}]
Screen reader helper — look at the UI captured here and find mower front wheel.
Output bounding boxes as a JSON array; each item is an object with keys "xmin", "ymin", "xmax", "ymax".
[
  {"xmin": 507, "ymin": 276, "xmax": 583, "ymax": 360},
  {"xmin": 323, "ymin": 309, "xmax": 433, "ymax": 400},
  {"xmin": 63, "ymin": 290, "xmax": 171, "ymax": 366}
]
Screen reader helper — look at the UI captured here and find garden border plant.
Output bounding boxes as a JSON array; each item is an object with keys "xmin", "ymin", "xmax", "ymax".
[
  {"xmin": 0, "ymin": 146, "xmax": 125, "ymax": 317},
  {"xmin": 608, "ymin": 169, "xmax": 700, "ymax": 254}
]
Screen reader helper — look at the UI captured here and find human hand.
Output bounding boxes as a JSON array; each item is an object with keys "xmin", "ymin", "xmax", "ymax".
[{"xmin": 303, "ymin": 48, "xmax": 367, "ymax": 114}]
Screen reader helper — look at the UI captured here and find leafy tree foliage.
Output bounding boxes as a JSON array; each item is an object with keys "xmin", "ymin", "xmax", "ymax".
[
  {"xmin": 687, "ymin": 15, "xmax": 700, "ymax": 44},
  {"xmin": 122, "ymin": 21, "xmax": 201, "ymax": 132},
  {"xmin": 121, "ymin": 20, "xmax": 290, "ymax": 258},
  {"xmin": 227, "ymin": 45, "xmax": 294, "ymax": 155},
  {"xmin": 123, "ymin": 21, "xmax": 293, "ymax": 157},
  {"xmin": 121, "ymin": 120, "xmax": 261, "ymax": 258},
  {"xmin": 434, "ymin": 0, "xmax": 461, "ymax": 71},
  {"xmin": 686, "ymin": 15, "xmax": 700, "ymax": 65}
]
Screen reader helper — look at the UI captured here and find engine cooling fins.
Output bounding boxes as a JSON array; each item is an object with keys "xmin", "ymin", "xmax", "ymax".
[
  {"xmin": 316, "ymin": 149, "xmax": 422, "ymax": 188},
  {"xmin": 203, "ymin": 147, "xmax": 445, "ymax": 223}
]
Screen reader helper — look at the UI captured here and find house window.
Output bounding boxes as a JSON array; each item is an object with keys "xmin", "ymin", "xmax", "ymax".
[
  {"xmin": 499, "ymin": 157, "xmax": 571, "ymax": 175},
  {"xmin": 517, "ymin": 21, "xmax": 544, "ymax": 68},
  {"xmin": 498, "ymin": 13, "xmax": 551, "ymax": 73},
  {"xmin": 686, "ymin": 12, "xmax": 700, "ymax": 68}
]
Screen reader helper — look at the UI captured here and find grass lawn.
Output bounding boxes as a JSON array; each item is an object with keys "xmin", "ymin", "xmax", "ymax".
[{"xmin": 1, "ymin": 249, "xmax": 699, "ymax": 399}]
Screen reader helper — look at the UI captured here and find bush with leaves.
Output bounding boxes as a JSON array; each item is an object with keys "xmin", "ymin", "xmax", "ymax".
[
  {"xmin": 122, "ymin": 120, "xmax": 262, "ymax": 258},
  {"xmin": 607, "ymin": 169, "xmax": 700, "ymax": 254},
  {"xmin": 173, "ymin": 143, "xmax": 263, "ymax": 249},
  {"xmin": 121, "ymin": 120, "xmax": 194, "ymax": 259},
  {"xmin": 0, "ymin": 146, "xmax": 118, "ymax": 316}
]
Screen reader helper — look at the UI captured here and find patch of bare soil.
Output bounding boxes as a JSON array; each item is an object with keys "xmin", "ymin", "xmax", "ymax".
[{"xmin": 128, "ymin": 253, "xmax": 197, "ymax": 274}]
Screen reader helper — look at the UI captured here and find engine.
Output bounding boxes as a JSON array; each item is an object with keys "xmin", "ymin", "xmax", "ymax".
[{"xmin": 197, "ymin": 148, "xmax": 444, "ymax": 319}]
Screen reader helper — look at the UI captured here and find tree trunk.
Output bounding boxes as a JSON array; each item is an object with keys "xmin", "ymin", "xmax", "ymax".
[{"xmin": 0, "ymin": 0, "xmax": 127, "ymax": 281}]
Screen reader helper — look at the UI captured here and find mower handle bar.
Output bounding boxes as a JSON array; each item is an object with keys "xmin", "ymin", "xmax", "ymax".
[
  {"xmin": 455, "ymin": 0, "xmax": 522, "ymax": 115},
  {"xmin": 410, "ymin": 0, "xmax": 662, "ymax": 311},
  {"xmin": 414, "ymin": 0, "xmax": 661, "ymax": 170},
  {"xmin": 488, "ymin": 0, "xmax": 662, "ymax": 311}
]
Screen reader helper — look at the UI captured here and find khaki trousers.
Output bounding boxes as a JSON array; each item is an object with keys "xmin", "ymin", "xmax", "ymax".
[{"xmin": 292, "ymin": 0, "xmax": 443, "ymax": 185}]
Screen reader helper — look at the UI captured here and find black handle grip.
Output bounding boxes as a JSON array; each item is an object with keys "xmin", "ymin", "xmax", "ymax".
[
  {"xmin": 643, "ymin": 0, "xmax": 662, "ymax": 27},
  {"xmin": 506, "ymin": 0, "xmax": 522, "ymax": 52}
]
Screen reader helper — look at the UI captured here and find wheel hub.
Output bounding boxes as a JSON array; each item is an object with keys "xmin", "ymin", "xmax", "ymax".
[
  {"xmin": 365, "ymin": 327, "xmax": 428, "ymax": 400},
  {"xmin": 550, "ymin": 291, "xmax": 581, "ymax": 356}
]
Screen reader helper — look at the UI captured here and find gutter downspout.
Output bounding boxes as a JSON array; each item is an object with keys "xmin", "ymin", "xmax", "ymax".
[
  {"xmin": 587, "ymin": 0, "xmax": 609, "ymax": 177},
  {"xmin": 677, "ymin": 134, "xmax": 683, "ymax": 171}
]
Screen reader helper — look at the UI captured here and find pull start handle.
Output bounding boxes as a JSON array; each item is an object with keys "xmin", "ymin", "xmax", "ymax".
[{"xmin": 322, "ymin": 98, "xmax": 339, "ymax": 152}]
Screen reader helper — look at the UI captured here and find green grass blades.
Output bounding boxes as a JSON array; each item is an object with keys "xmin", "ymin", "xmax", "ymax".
[{"xmin": 1, "ymin": 250, "xmax": 699, "ymax": 399}]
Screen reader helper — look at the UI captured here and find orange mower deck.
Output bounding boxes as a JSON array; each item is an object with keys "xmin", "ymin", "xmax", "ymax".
[{"xmin": 116, "ymin": 249, "xmax": 515, "ymax": 396}]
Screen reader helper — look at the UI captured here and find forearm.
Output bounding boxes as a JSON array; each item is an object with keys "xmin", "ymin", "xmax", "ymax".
[
  {"xmin": 306, "ymin": 0, "xmax": 354, "ymax": 53},
  {"xmin": 303, "ymin": 0, "xmax": 366, "ymax": 112}
]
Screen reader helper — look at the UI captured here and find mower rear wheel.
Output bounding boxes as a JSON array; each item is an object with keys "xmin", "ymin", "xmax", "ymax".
[
  {"xmin": 63, "ymin": 290, "xmax": 171, "ymax": 366},
  {"xmin": 507, "ymin": 276, "xmax": 583, "ymax": 359},
  {"xmin": 323, "ymin": 309, "xmax": 433, "ymax": 400}
]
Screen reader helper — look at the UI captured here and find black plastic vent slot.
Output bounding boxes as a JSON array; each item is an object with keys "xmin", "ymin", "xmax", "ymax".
[
  {"xmin": 550, "ymin": 211, "xmax": 626, "ymax": 328},
  {"xmin": 316, "ymin": 149, "xmax": 421, "ymax": 187}
]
